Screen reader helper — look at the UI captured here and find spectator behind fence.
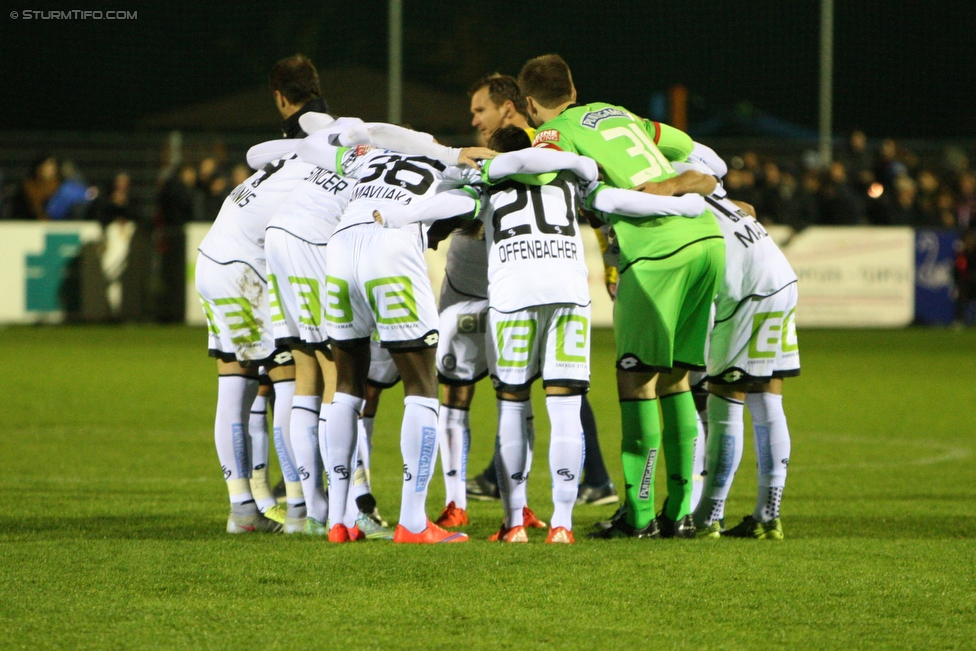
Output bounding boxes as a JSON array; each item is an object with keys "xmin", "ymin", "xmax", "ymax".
[
  {"xmin": 155, "ymin": 164, "xmax": 196, "ymax": 322},
  {"xmin": 818, "ymin": 161, "xmax": 864, "ymax": 225},
  {"xmin": 100, "ymin": 172, "xmax": 138, "ymax": 316},
  {"xmin": 843, "ymin": 130, "xmax": 875, "ymax": 193},
  {"xmin": 879, "ymin": 175, "xmax": 922, "ymax": 226},
  {"xmin": 193, "ymin": 156, "xmax": 232, "ymax": 220},
  {"xmin": 230, "ymin": 163, "xmax": 250, "ymax": 188},
  {"xmin": 47, "ymin": 160, "xmax": 97, "ymax": 220},
  {"xmin": 10, "ymin": 155, "xmax": 59, "ymax": 220}
]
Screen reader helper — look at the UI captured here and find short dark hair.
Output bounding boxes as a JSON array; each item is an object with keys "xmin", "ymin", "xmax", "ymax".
[
  {"xmin": 518, "ymin": 54, "xmax": 574, "ymax": 109},
  {"xmin": 269, "ymin": 54, "xmax": 321, "ymax": 106},
  {"xmin": 488, "ymin": 125, "xmax": 532, "ymax": 153},
  {"xmin": 468, "ymin": 73, "xmax": 528, "ymax": 119}
]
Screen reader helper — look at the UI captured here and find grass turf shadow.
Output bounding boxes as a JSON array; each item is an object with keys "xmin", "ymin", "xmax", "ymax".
[{"xmin": 785, "ymin": 515, "xmax": 976, "ymax": 539}]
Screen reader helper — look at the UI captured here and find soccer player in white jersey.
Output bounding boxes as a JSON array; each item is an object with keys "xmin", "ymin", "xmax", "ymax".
[
  {"xmin": 195, "ymin": 145, "xmax": 315, "ymax": 534},
  {"xmin": 375, "ymin": 126, "xmax": 705, "ymax": 542},
  {"xmin": 435, "ymin": 73, "xmax": 551, "ymax": 530},
  {"xmin": 294, "ymin": 126, "xmax": 493, "ymax": 544},
  {"xmin": 678, "ymin": 145, "xmax": 799, "ymax": 540}
]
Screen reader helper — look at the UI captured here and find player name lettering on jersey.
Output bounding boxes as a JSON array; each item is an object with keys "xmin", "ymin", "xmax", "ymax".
[
  {"xmin": 352, "ymin": 184, "xmax": 412, "ymax": 204},
  {"xmin": 497, "ymin": 238, "xmax": 579, "ymax": 263},
  {"xmin": 733, "ymin": 220, "xmax": 770, "ymax": 248},
  {"xmin": 231, "ymin": 184, "xmax": 255, "ymax": 208},
  {"xmin": 303, "ymin": 167, "xmax": 349, "ymax": 194},
  {"xmin": 580, "ymin": 107, "xmax": 631, "ymax": 129}
]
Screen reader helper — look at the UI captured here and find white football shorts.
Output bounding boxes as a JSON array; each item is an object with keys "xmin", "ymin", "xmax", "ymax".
[
  {"xmin": 324, "ymin": 223, "xmax": 439, "ymax": 351},
  {"xmin": 707, "ymin": 282, "xmax": 800, "ymax": 385},
  {"xmin": 487, "ymin": 303, "xmax": 591, "ymax": 392},
  {"xmin": 196, "ymin": 253, "xmax": 280, "ymax": 365},
  {"xmin": 367, "ymin": 335, "xmax": 401, "ymax": 387},
  {"xmin": 437, "ymin": 282, "xmax": 489, "ymax": 385},
  {"xmin": 265, "ymin": 227, "xmax": 330, "ymax": 349}
]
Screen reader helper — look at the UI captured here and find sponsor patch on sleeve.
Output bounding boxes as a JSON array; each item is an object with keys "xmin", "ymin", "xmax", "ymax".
[
  {"xmin": 533, "ymin": 129, "xmax": 560, "ymax": 144},
  {"xmin": 354, "ymin": 144, "xmax": 375, "ymax": 157}
]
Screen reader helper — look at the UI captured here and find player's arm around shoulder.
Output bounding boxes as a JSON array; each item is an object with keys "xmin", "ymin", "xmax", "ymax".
[
  {"xmin": 482, "ymin": 148, "xmax": 597, "ymax": 185},
  {"xmin": 373, "ymin": 186, "xmax": 482, "ymax": 229},
  {"xmin": 586, "ymin": 181, "xmax": 706, "ymax": 219}
]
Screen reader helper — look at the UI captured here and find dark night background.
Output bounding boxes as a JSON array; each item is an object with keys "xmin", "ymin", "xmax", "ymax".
[{"xmin": 0, "ymin": 0, "xmax": 973, "ymax": 138}]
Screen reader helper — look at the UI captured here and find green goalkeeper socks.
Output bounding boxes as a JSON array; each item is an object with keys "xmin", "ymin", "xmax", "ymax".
[
  {"xmin": 660, "ymin": 391, "xmax": 698, "ymax": 520},
  {"xmin": 620, "ymin": 399, "xmax": 660, "ymax": 529}
]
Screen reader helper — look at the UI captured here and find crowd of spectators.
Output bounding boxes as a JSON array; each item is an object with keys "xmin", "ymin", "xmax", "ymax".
[{"xmin": 720, "ymin": 131, "xmax": 975, "ymax": 233}]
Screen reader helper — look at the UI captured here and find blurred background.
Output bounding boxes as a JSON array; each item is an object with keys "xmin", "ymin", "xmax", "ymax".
[{"xmin": 0, "ymin": 0, "xmax": 973, "ymax": 326}]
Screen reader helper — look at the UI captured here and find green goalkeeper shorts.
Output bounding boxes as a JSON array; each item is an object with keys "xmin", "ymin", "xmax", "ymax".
[{"xmin": 614, "ymin": 237, "xmax": 725, "ymax": 373}]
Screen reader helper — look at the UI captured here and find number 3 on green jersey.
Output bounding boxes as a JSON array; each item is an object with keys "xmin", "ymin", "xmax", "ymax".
[{"xmin": 600, "ymin": 123, "xmax": 675, "ymax": 186}]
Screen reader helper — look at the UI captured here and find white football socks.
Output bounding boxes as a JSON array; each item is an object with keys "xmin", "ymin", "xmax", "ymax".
[
  {"xmin": 270, "ymin": 379, "xmax": 302, "ymax": 511},
  {"xmin": 291, "ymin": 395, "xmax": 326, "ymax": 523},
  {"xmin": 326, "ymin": 392, "xmax": 363, "ymax": 530},
  {"xmin": 693, "ymin": 393, "xmax": 744, "ymax": 527},
  {"xmin": 247, "ymin": 393, "xmax": 277, "ymax": 512},
  {"xmin": 439, "ymin": 406, "xmax": 470, "ymax": 509},
  {"xmin": 546, "ymin": 395, "xmax": 583, "ymax": 531},
  {"xmin": 399, "ymin": 396, "xmax": 440, "ymax": 534},
  {"xmin": 352, "ymin": 416, "xmax": 373, "ymax": 502},
  {"xmin": 214, "ymin": 375, "xmax": 259, "ymax": 505},
  {"xmin": 747, "ymin": 392, "xmax": 791, "ymax": 522},
  {"xmin": 690, "ymin": 410, "xmax": 707, "ymax": 512},
  {"xmin": 495, "ymin": 399, "xmax": 529, "ymax": 528}
]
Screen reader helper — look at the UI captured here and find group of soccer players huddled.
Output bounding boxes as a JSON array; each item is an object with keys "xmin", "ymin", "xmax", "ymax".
[{"xmin": 195, "ymin": 53, "xmax": 798, "ymax": 544}]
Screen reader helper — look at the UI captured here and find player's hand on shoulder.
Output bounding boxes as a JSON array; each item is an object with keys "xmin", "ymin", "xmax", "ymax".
[{"xmin": 458, "ymin": 147, "xmax": 497, "ymax": 168}]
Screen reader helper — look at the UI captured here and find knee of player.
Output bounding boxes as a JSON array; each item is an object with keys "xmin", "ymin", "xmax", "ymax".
[{"xmin": 443, "ymin": 383, "xmax": 476, "ymax": 408}]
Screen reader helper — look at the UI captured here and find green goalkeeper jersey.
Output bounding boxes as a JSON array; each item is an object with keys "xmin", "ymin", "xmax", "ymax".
[{"xmin": 533, "ymin": 102, "xmax": 721, "ymax": 265}]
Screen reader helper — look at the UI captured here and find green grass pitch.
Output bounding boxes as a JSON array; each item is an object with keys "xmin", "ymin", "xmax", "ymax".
[{"xmin": 1, "ymin": 326, "xmax": 974, "ymax": 650}]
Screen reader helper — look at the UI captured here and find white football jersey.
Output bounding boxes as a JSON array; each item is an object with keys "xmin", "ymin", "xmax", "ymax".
[
  {"xmin": 334, "ymin": 146, "xmax": 477, "ymax": 231},
  {"xmin": 482, "ymin": 171, "xmax": 590, "ymax": 313},
  {"xmin": 443, "ymin": 232, "xmax": 489, "ymax": 299},
  {"xmin": 266, "ymin": 165, "xmax": 355, "ymax": 244},
  {"xmin": 706, "ymin": 185, "xmax": 798, "ymax": 321},
  {"xmin": 198, "ymin": 155, "xmax": 315, "ymax": 268}
]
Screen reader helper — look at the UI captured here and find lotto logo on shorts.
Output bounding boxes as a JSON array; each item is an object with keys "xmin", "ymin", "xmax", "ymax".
[
  {"xmin": 366, "ymin": 276, "xmax": 419, "ymax": 325},
  {"xmin": 496, "ymin": 319, "xmax": 537, "ymax": 368},
  {"xmin": 748, "ymin": 310, "xmax": 798, "ymax": 359}
]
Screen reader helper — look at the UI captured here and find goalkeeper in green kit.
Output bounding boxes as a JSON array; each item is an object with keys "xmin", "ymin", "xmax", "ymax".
[{"xmin": 518, "ymin": 54, "xmax": 725, "ymax": 538}]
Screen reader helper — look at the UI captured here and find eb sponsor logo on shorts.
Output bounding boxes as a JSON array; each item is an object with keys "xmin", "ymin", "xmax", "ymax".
[
  {"xmin": 748, "ymin": 309, "xmax": 798, "ymax": 359},
  {"xmin": 496, "ymin": 319, "xmax": 537, "ymax": 368},
  {"xmin": 324, "ymin": 276, "xmax": 353, "ymax": 325},
  {"xmin": 555, "ymin": 314, "xmax": 588, "ymax": 363},
  {"xmin": 366, "ymin": 276, "xmax": 419, "ymax": 325}
]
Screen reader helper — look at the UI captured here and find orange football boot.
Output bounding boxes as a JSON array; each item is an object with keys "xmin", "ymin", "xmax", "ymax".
[
  {"xmin": 435, "ymin": 501, "xmax": 469, "ymax": 528},
  {"xmin": 393, "ymin": 519, "xmax": 469, "ymax": 544},
  {"xmin": 328, "ymin": 523, "xmax": 350, "ymax": 543},
  {"xmin": 523, "ymin": 506, "xmax": 547, "ymax": 529},
  {"xmin": 488, "ymin": 524, "xmax": 529, "ymax": 543},
  {"xmin": 545, "ymin": 527, "xmax": 575, "ymax": 544},
  {"xmin": 347, "ymin": 524, "xmax": 365, "ymax": 541}
]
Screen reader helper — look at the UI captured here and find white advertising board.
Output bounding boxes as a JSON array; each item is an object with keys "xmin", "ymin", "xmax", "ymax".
[
  {"xmin": 782, "ymin": 227, "xmax": 915, "ymax": 327},
  {"xmin": 0, "ymin": 221, "xmax": 103, "ymax": 323}
]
